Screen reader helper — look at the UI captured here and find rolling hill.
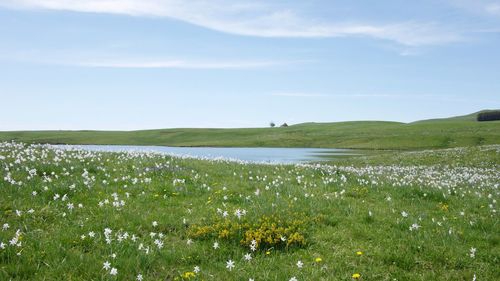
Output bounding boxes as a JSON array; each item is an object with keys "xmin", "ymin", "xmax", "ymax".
[{"xmin": 1, "ymin": 110, "xmax": 499, "ymax": 150}]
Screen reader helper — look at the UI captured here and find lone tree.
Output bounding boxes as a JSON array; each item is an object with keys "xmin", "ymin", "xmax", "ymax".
[
  {"xmin": 280, "ymin": 123, "xmax": 288, "ymax": 127},
  {"xmin": 269, "ymin": 122, "xmax": 276, "ymax": 127}
]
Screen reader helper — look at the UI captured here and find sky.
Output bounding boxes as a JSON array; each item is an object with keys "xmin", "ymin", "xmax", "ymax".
[{"xmin": 0, "ymin": 0, "xmax": 499, "ymax": 130}]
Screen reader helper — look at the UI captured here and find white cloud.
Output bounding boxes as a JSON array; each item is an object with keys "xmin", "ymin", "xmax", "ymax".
[
  {"xmin": 271, "ymin": 92, "xmax": 500, "ymax": 103},
  {"xmin": 0, "ymin": 0, "xmax": 461, "ymax": 46},
  {"xmin": 486, "ymin": 3, "xmax": 500, "ymax": 15},
  {"xmin": 271, "ymin": 92, "xmax": 329, "ymax": 98},
  {"xmin": 74, "ymin": 59, "xmax": 284, "ymax": 69},
  {"xmin": 0, "ymin": 48, "xmax": 289, "ymax": 69},
  {"xmin": 447, "ymin": 0, "xmax": 500, "ymax": 16},
  {"xmin": 271, "ymin": 92, "xmax": 407, "ymax": 98}
]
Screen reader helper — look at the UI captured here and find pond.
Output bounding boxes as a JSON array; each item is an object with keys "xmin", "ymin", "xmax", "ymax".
[{"xmin": 56, "ymin": 145, "xmax": 362, "ymax": 164}]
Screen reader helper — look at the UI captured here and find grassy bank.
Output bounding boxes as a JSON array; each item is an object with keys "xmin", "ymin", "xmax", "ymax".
[
  {"xmin": 1, "ymin": 111, "xmax": 499, "ymax": 150},
  {"xmin": 0, "ymin": 142, "xmax": 498, "ymax": 280}
]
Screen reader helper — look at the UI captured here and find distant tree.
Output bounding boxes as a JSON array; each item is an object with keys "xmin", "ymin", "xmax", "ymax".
[
  {"xmin": 477, "ymin": 111, "xmax": 500, "ymax": 122},
  {"xmin": 280, "ymin": 123, "xmax": 288, "ymax": 127},
  {"xmin": 269, "ymin": 122, "xmax": 276, "ymax": 127}
]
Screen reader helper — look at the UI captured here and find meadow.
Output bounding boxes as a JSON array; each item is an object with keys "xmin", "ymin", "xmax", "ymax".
[
  {"xmin": 1, "ymin": 111, "xmax": 499, "ymax": 150},
  {"xmin": 0, "ymin": 142, "xmax": 498, "ymax": 280}
]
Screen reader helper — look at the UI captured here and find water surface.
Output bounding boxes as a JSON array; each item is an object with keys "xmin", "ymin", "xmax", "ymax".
[{"xmin": 57, "ymin": 145, "xmax": 361, "ymax": 164}]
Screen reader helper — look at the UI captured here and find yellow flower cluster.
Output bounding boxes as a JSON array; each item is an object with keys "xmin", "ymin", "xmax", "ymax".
[
  {"xmin": 180, "ymin": 271, "xmax": 196, "ymax": 280},
  {"xmin": 188, "ymin": 214, "xmax": 308, "ymax": 250},
  {"xmin": 241, "ymin": 216, "xmax": 306, "ymax": 249},
  {"xmin": 438, "ymin": 202, "xmax": 449, "ymax": 211},
  {"xmin": 188, "ymin": 220, "xmax": 250, "ymax": 240}
]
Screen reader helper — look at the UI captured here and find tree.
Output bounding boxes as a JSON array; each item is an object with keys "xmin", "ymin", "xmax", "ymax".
[
  {"xmin": 477, "ymin": 111, "xmax": 500, "ymax": 122},
  {"xmin": 280, "ymin": 123, "xmax": 288, "ymax": 127},
  {"xmin": 269, "ymin": 122, "xmax": 276, "ymax": 127}
]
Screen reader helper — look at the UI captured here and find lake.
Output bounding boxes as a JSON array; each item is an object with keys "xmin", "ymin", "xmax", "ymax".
[{"xmin": 56, "ymin": 145, "xmax": 361, "ymax": 164}]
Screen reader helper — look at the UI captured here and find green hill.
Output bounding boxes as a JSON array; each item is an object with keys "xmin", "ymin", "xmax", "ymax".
[
  {"xmin": 1, "ymin": 110, "xmax": 499, "ymax": 150},
  {"xmin": 413, "ymin": 109, "xmax": 499, "ymax": 123}
]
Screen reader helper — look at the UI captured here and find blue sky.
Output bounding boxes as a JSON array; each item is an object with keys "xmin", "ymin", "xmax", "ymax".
[{"xmin": 0, "ymin": 0, "xmax": 499, "ymax": 130}]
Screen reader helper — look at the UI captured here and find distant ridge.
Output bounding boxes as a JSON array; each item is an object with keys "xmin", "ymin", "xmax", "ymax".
[
  {"xmin": 1, "ymin": 110, "xmax": 499, "ymax": 150},
  {"xmin": 413, "ymin": 109, "xmax": 500, "ymax": 123}
]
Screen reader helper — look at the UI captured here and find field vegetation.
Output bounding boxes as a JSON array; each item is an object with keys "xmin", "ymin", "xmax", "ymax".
[
  {"xmin": 1, "ymin": 142, "xmax": 498, "ymax": 280},
  {"xmin": 1, "ymin": 111, "xmax": 499, "ymax": 150}
]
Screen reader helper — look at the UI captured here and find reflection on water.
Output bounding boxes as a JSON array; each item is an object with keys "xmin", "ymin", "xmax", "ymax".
[{"xmin": 55, "ymin": 145, "xmax": 362, "ymax": 164}]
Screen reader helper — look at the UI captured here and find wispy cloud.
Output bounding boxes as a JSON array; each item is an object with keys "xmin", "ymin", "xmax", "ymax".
[
  {"xmin": 271, "ymin": 92, "xmax": 408, "ymax": 98},
  {"xmin": 447, "ymin": 0, "xmax": 500, "ymax": 16},
  {"xmin": 271, "ymin": 92, "xmax": 500, "ymax": 103},
  {"xmin": 74, "ymin": 59, "xmax": 284, "ymax": 69},
  {"xmin": 0, "ymin": 0, "xmax": 461, "ymax": 46},
  {"xmin": 485, "ymin": 3, "xmax": 500, "ymax": 15},
  {"xmin": 0, "ymin": 50, "xmax": 290, "ymax": 69},
  {"xmin": 271, "ymin": 92, "xmax": 330, "ymax": 98}
]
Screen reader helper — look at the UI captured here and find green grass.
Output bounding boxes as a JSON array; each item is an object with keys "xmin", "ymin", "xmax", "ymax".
[
  {"xmin": 0, "ymin": 142, "xmax": 499, "ymax": 280},
  {"xmin": 1, "ymin": 110, "xmax": 499, "ymax": 150}
]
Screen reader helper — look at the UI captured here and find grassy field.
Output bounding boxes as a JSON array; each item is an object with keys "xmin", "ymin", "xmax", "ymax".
[
  {"xmin": 1, "ymin": 111, "xmax": 500, "ymax": 150},
  {"xmin": 0, "ymin": 142, "xmax": 498, "ymax": 280}
]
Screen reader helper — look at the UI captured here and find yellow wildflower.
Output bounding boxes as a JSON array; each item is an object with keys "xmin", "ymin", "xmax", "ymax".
[
  {"xmin": 181, "ymin": 271, "xmax": 196, "ymax": 279},
  {"xmin": 439, "ymin": 202, "xmax": 449, "ymax": 211}
]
